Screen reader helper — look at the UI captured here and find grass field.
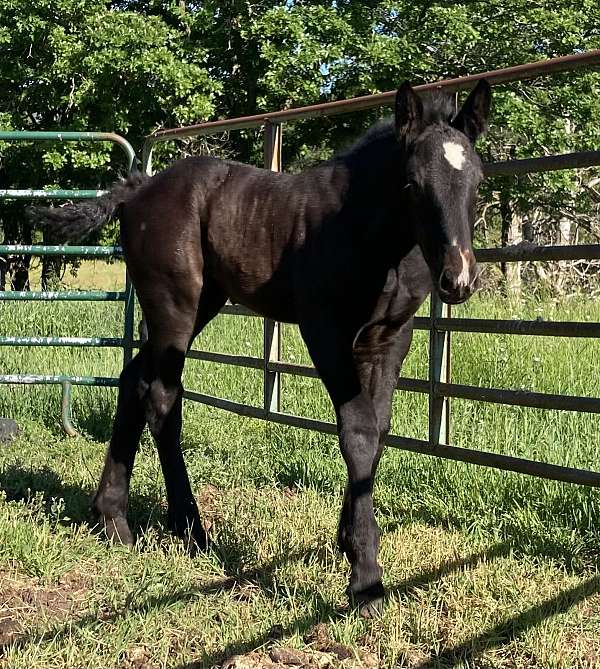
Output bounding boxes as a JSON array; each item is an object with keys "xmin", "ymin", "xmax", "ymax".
[{"xmin": 0, "ymin": 260, "xmax": 599, "ymax": 668}]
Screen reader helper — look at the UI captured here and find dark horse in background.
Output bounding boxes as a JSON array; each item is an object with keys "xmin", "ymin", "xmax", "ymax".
[{"xmin": 33, "ymin": 80, "xmax": 491, "ymax": 616}]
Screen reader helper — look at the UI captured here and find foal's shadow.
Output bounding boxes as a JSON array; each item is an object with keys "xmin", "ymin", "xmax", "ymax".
[{"xmin": 71, "ymin": 398, "xmax": 115, "ymax": 442}]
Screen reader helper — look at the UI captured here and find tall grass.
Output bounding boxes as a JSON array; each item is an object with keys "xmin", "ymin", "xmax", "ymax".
[{"xmin": 0, "ymin": 282, "xmax": 599, "ymax": 559}]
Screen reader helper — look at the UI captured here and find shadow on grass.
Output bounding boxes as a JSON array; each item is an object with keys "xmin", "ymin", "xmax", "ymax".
[
  {"xmin": 5, "ymin": 544, "xmax": 342, "ymax": 662},
  {"xmin": 265, "ymin": 431, "xmax": 600, "ymax": 575},
  {"xmin": 3, "ymin": 458, "xmax": 600, "ymax": 666},
  {"xmin": 411, "ymin": 573, "xmax": 600, "ymax": 668},
  {"xmin": 0, "ymin": 463, "xmax": 162, "ymax": 534},
  {"xmin": 9, "ymin": 538, "xmax": 596, "ymax": 669},
  {"xmin": 4, "ymin": 536, "xmax": 599, "ymax": 668},
  {"xmin": 70, "ymin": 389, "xmax": 116, "ymax": 442},
  {"xmin": 177, "ymin": 541, "xmax": 600, "ymax": 669},
  {"xmin": 75, "ymin": 407, "xmax": 114, "ymax": 443}
]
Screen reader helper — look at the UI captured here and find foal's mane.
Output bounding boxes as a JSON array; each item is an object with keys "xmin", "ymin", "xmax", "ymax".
[{"xmin": 339, "ymin": 91, "xmax": 457, "ymax": 160}]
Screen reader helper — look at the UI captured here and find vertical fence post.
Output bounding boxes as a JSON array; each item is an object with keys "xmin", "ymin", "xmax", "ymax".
[
  {"xmin": 263, "ymin": 121, "xmax": 282, "ymax": 415},
  {"xmin": 141, "ymin": 142, "xmax": 154, "ymax": 177},
  {"xmin": 122, "ymin": 148, "xmax": 137, "ymax": 368},
  {"xmin": 428, "ymin": 291, "xmax": 451, "ymax": 446}
]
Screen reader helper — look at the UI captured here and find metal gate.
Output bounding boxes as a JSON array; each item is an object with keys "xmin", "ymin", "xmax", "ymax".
[
  {"xmin": 0, "ymin": 132, "xmax": 136, "ymax": 434},
  {"xmin": 142, "ymin": 50, "xmax": 600, "ymax": 487}
]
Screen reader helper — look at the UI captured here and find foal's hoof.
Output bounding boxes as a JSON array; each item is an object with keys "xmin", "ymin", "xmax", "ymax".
[
  {"xmin": 168, "ymin": 513, "xmax": 209, "ymax": 554},
  {"xmin": 358, "ymin": 596, "xmax": 384, "ymax": 619},
  {"xmin": 349, "ymin": 582, "xmax": 385, "ymax": 619},
  {"xmin": 103, "ymin": 516, "xmax": 134, "ymax": 547}
]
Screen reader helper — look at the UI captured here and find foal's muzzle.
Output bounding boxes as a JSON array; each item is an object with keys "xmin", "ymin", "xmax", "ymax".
[{"xmin": 437, "ymin": 246, "xmax": 480, "ymax": 304}]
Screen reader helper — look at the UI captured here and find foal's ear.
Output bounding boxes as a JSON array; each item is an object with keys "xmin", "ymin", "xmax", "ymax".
[
  {"xmin": 395, "ymin": 81, "xmax": 423, "ymax": 142},
  {"xmin": 452, "ymin": 79, "xmax": 492, "ymax": 144}
]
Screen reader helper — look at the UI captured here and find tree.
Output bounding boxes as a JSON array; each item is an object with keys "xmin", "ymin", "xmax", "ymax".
[
  {"xmin": 0, "ymin": 0, "xmax": 219, "ymax": 287},
  {"xmin": 1, "ymin": 0, "xmax": 599, "ymax": 293}
]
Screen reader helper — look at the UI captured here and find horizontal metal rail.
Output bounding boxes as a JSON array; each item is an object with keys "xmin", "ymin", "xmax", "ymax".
[
  {"xmin": 187, "ymin": 350, "xmax": 431, "ymax": 394},
  {"xmin": 0, "ymin": 189, "xmax": 107, "ymax": 200},
  {"xmin": 476, "ymin": 243, "xmax": 600, "ymax": 262},
  {"xmin": 265, "ymin": 359, "xmax": 430, "ymax": 393},
  {"xmin": 438, "ymin": 382, "xmax": 600, "ymax": 413},
  {"xmin": 0, "ymin": 131, "xmax": 136, "ymax": 172},
  {"xmin": 186, "ymin": 347, "xmax": 598, "ymax": 412},
  {"xmin": 211, "ymin": 314, "xmax": 600, "ymax": 339},
  {"xmin": 484, "ymin": 150, "xmax": 600, "ymax": 177},
  {"xmin": 434, "ymin": 318, "xmax": 600, "ymax": 338},
  {"xmin": 183, "ymin": 390, "xmax": 600, "ymax": 487},
  {"xmin": 0, "ymin": 290, "xmax": 126, "ymax": 301},
  {"xmin": 187, "ymin": 349, "xmax": 264, "ymax": 369},
  {"xmin": 0, "ymin": 245, "xmax": 123, "ymax": 257},
  {"xmin": 146, "ymin": 51, "xmax": 600, "ymax": 141},
  {"xmin": 0, "ymin": 336, "xmax": 124, "ymax": 347},
  {"xmin": 0, "ymin": 374, "xmax": 119, "ymax": 387}
]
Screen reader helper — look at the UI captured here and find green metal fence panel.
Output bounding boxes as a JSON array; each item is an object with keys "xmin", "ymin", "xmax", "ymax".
[
  {"xmin": 0, "ymin": 245, "xmax": 122, "ymax": 256},
  {"xmin": 0, "ymin": 131, "xmax": 137, "ymax": 434}
]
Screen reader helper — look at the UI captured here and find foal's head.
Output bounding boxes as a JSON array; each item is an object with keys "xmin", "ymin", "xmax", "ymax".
[{"xmin": 396, "ymin": 80, "xmax": 491, "ymax": 304}]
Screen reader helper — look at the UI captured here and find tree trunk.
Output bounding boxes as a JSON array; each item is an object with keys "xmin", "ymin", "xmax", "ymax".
[
  {"xmin": 555, "ymin": 217, "xmax": 572, "ymax": 294},
  {"xmin": 9, "ymin": 224, "xmax": 32, "ymax": 291},
  {"xmin": 41, "ymin": 229, "xmax": 62, "ymax": 290},
  {"xmin": 499, "ymin": 179, "xmax": 522, "ymax": 297}
]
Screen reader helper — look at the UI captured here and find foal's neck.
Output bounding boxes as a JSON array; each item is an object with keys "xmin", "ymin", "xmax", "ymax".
[{"xmin": 340, "ymin": 135, "xmax": 415, "ymax": 264}]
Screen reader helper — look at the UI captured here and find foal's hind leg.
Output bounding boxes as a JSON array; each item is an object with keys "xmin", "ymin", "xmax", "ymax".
[
  {"xmin": 93, "ymin": 347, "xmax": 149, "ymax": 544},
  {"xmin": 142, "ymin": 284, "xmax": 226, "ymax": 550}
]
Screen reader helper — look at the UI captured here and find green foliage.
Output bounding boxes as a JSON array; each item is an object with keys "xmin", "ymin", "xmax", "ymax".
[
  {"xmin": 0, "ymin": 1, "xmax": 599, "ymax": 284},
  {"xmin": 0, "ymin": 0, "xmax": 219, "ymax": 261}
]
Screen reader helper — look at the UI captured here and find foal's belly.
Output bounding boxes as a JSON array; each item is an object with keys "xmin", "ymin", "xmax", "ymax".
[{"xmin": 215, "ymin": 264, "xmax": 299, "ymax": 323}]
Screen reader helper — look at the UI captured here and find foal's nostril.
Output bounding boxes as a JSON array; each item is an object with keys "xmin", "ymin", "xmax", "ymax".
[{"xmin": 439, "ymin": 269, "xmax": 456, "ymax": 294}]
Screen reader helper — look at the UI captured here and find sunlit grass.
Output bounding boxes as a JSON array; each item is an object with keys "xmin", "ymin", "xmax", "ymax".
[{"xmin": 0, "ymin": 263, "xmax": 599, "ymax": 667}]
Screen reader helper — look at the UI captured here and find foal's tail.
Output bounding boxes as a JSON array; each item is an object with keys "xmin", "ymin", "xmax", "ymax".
[{"xmin": 27, "ymin": 172, "xmax": 149, "ymax": 241}]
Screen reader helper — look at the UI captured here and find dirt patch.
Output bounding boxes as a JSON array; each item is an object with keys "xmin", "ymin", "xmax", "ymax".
[
  {"xmin": 0, "ymin": 569, "xmax": 90, "ymax": 650},
  {"xmin": 121, "ymin": 645, "xmax": 157, "ymax": 669},
  {"xmin": 196, "ymin": 484, "xmax": 225, "ymax": 533},
  {"xmin": 222, "ymin": 624, "xmax": 378, "ymax": 669}
]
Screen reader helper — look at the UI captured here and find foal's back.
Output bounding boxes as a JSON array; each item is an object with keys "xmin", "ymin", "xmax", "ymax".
[{"xmin": 121, "ymin": 155, "xmax": 345, "ymax": 323}]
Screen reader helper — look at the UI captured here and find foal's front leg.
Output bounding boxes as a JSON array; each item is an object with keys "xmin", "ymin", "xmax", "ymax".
[
  {"xmin": 300, "ymin": 321, "xmax": 383, "ymax": 616},
  {"xmin": 337, "ymin": 391, "xmax": 385, "ymax": 615},
  {"xmin": 338, "ymin": 321, "xmax": 414, "ymax": 615}
]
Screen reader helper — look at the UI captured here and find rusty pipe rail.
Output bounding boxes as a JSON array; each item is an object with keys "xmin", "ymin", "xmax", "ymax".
[{"xmin": 144, "ymin": 50, "xmax": 600, "ymax": 142}]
